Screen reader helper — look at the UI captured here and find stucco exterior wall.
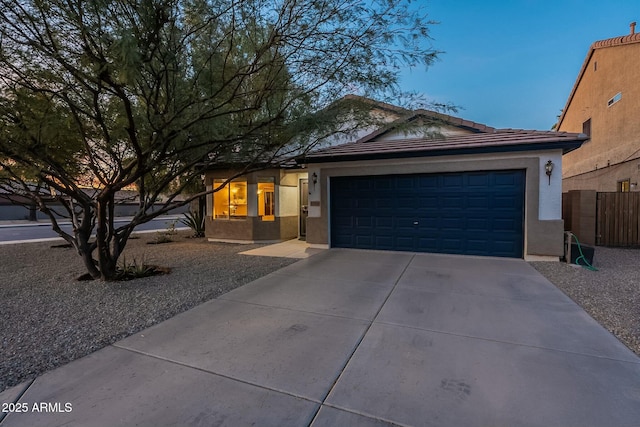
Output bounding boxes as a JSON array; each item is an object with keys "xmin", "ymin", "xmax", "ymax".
[
  {"xmin": 559, "ymin": 42, "xmax": 640, "ymax": 189},
  {"xmin": 537, "ymin": 150, "xmax": 563, "ymax": 220},
  {"xmin": 563, "ymin": 160, "xmax": 640, "ymax": 192},
  {"xmin": 306, "ymin": 150, "xmax": 565, "ymax": 258},
  {"xmin": 278, "ymin": 175, "xmax": 301, "ymax": 217}
]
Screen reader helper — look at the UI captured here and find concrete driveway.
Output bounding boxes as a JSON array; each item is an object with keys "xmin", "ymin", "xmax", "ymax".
[{"xmin": 2, "ymin": 249, "xmax": 639, "ymax": 426}]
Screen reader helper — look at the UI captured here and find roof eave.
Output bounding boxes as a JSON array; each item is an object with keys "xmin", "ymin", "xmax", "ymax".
[
  {"xmin": 557, "ymin": 48, "xmax": 595, "ymax": 129},
  {"xmin": 301, "ymin": 140, "xmax": 585, "ymax": 164}
]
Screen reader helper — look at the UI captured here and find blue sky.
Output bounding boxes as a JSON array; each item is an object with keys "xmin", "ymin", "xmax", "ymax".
[{"xmin": 400, "ymin": 0, "xmax": 639, "ymax": 130}]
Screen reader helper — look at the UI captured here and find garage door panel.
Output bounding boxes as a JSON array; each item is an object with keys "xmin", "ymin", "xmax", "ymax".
[
  {"xmin": 468, "ymin": 173, "xmax": 490, "ymax": 187},
  {"xmin": 467, "ymin": 218, "xmax": 489, "ymax": 231},
  {"xmin": 442, "ymin": 174, "xmax": 464, "ymax": 188},
  {"xmin": 418, "ymin": 175, "xmax": 439, "ymax": 188},
  {"xmin": 395, "ymin": 236, "xmax": 416, "ymax": 251},
  {"xmin": 358, "ymin": 181, "xmax": 378, "ymax": 191},
  {"xmin": 373, "ymin": 236, "xmax": 393, "ymax": 249},
  {"xmin": 417, "ymin": 237, "xmax": 437, "ymax": 249},
  {"xmin": 442, "ymin": 238, "xmax": 464, "ymax": 251},
  {"xmin": 333, "ymin": 215, "xmax": 354, "ymax": 227},
  {"xmin": 467, "ymin": 195, "xmax": 490, "ymax": 209},
  {"xmin": 331, "ymin": 171, "xmax": 524, "ymax": 258},
  {"xmin": 442, "ymin": 195, "xmax": 464, "ymax": 208},
  {"xmin": 395, "ymin": 196, "xmax": 416, "ymax": 209},
  {"xmin": 493, "ymin": 241, "xmax": 519, "ymax": 256},
  {"xmin": 396, "ymin": 217, "xmax": 416, "ymax": 230},
  {"xmin": 416, "ymin": 196, "xmax": 438, "ymax": 208},
  {"xmin": 354, "ymin": 235, "xmax": 373, "ymax": 247},
  {"xmin": 355, "ymin": 216, "xmax": 373, "ymax": 227},
  {"xmin": 441, "ymin": 216, "xmax": 465, "ymax": 230},
  {"xmin": 373, "ymin": 178, "xmax": 393, "ymax": 190},
  {"xmin": 375, "ymin": 217, "xmax": 393, "ymax": 228},
  {"xmin": 354, "ymin": 198, "xmax": 374, "ymax": 209},
  {"xmin": 396, "ymin": 176, "xmax": 415, "ymax": 189},
  {"xmin": 492, "ymin": 195, "xmax": 520, "ymax": 209},
  {"xmin": 467, "ymin": 239, "xmax": 489, "ymax": 251},
  {"xmin": 494, "ymin": 172, "xmax": 520, "ymax": 186},
  {"xmin": 493, "ymin": 218, "xmax": 519, "ymax": 231},
  {"xmin": 333, "ymin": 233, "xmax": 353, "ymax": 246},
  {"xmin": 375, "ymin": 198, "xmax": 394, "ymax": 209}
]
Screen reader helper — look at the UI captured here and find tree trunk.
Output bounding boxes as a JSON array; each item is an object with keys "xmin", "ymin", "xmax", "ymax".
[
  {"xmin": 80, "ymin": 246, "xmax": 100, "ymax": 279},
  {"xmin": 95, "ymin": 196, "xmax": 119, "ymax": 280}
]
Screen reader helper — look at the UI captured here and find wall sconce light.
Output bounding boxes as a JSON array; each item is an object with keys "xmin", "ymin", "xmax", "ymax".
[
  {"xmin": 311, "ymin": 172, "xmax": 318, "ymax": 187},
  {"xmin": 545, "ymin": 160, "xmax": 554, "ymax": 185}
]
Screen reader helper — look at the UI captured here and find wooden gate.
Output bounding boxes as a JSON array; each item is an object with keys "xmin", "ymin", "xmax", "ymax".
[{"xmin": 596, "ymin": 192, "xmax": 640, "ymax": 246}]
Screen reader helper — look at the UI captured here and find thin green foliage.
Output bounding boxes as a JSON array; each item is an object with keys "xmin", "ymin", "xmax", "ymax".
[
  {"xmin": 117, "ymin": 255, "xmax": 154, "ymax": 279},
  {"xmin": 181, "ymin": 211, "xmax": 205, "ymax": 237}
]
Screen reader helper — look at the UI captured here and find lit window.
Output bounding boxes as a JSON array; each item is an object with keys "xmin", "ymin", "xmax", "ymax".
[
  {"xmin": 607, "ymin": 92, "xmax": 622, "ymax": 107},
  {"xmin": 618, "ymin": 179, "xmax": 630, "ymax": 193},
  {"xmin": 213, "ymin": 180, "xmax": 247, "ymax": 219},
  {"xmin": 257, "ymin": 178, "xmax": 275, "ymax": 221}
]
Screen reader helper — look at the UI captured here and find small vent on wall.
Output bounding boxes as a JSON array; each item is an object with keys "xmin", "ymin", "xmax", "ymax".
[{"xmin": 607, "ymin": 92, "xmax": 622, "ymax": 107}]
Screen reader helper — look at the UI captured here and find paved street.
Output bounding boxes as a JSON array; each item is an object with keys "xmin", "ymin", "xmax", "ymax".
[{"xmin": 0, "ymin": 216, "xmax": 187, "ymax": 244}]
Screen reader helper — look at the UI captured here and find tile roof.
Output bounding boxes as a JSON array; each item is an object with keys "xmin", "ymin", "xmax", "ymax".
[
  {"xmin": 302, "ymin": 129, "xmax": 588, "ymax": 163},
  {"xmin": 355, "ymin": 110, "xmax": 495, "ymax": 144},
  {"xmin": 591, "ymin": 31, "xmax": 640, "ymax": 49}
]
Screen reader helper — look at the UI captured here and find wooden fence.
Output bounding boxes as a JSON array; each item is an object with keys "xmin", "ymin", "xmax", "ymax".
[{"xmin": 596, "ymin": 192, "xmax": 640, "ymax": 247}]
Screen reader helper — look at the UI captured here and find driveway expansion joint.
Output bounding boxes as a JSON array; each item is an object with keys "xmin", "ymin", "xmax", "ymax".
[
  {"xmin": 317, "ymin": 403, "xmax": 414, "ymax": 427},
  {"xmin": 308, "ymin": 254, "xmax": 416, "ymax": 426},
  {"xmin": 110, "ymin": 344, "xmax": 324, "ymax": 404},
  {"xmin": 374, "ymin": 321, "xmax": 640, "ymax": 364}
]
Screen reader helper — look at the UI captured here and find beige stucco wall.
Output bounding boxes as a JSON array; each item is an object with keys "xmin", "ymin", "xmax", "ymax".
[
  {"xmin": 305, "ymin": 150, "xmax": 566, "ymax": 259},
  {"xmin": 563, "ymin": 160, "xmax": 640, "ymax": 192},
  {"xmin": 559, "ymin": 42, "xmax": 640, "ymax": 190}
]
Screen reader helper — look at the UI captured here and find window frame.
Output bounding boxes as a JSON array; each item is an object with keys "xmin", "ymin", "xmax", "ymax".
[
  {"xmin": 213, "ymin": 179, "xmax": 248, "ymax": 220},
  {"xmin": 618, "ymin": 179, "xmax": 631, "ymax": 193},
  {"xmin": 257, "ymin": 177, "xmax": 276, "ymax": 222},
  {"xmin": 607, "ymin": 92, "xmax": 622, "ymax": 107}
]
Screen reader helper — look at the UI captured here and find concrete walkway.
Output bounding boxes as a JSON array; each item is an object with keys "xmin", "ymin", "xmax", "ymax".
[
  {"xmin": 2, "ymin": 250, "xmax": 639, "ymax": 426},
  {"xmin": 239, "ymin": 238, "xmax": 325, "ymax": 259}
]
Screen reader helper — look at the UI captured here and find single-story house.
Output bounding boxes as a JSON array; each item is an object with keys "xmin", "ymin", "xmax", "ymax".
[{"xmin": 204, "ymin": 104, "xmax": 587, "ymax": 260}]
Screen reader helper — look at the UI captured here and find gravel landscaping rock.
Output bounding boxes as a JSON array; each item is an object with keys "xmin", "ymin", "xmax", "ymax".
[
  {"xmin": 530, "ymin": 246, "xmax": 640, "ymax": 357},
  {"xmin": 0, "ymin": 231, "xmax": 297, "ymax": 393}
]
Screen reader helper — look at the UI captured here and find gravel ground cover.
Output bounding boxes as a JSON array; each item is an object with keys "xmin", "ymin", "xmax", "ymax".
[
  {"xmin": 0, "ymin": 231, "xmax": 297, "ymax": 393},
  {"xmin": 530, "ymin": 246, "xmax": 640, "ymax": 357}
]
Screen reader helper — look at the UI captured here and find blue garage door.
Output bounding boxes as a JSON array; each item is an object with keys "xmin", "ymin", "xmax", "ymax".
[{"xmin": 330, "ymin": 170, "xmax": 525, "ymax": 258}]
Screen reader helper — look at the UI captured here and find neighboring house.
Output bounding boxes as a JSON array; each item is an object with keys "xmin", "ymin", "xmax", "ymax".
[
  {"xmin": 557, "ymin": 22, "xmax": 640, "ymax": 192},
  {"xmin": 204, "ymin": 99, "xmax": 587, "ymax": 260}
]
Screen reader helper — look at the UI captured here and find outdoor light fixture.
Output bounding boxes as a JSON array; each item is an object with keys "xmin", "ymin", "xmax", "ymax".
[
  {"xmin": 545, "ymin": 160, "xmax": 554, "ymax": 185},
  {"xmin": 312, "ymin": 172, "xmax": 318, "ymax": 187}
]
